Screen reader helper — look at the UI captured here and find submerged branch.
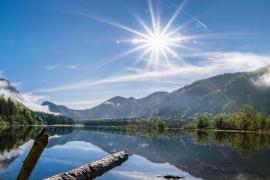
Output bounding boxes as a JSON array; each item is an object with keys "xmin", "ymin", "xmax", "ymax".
[{"xmin": 17, "ymin": 128, "xmax": 49, "ymax": 180}]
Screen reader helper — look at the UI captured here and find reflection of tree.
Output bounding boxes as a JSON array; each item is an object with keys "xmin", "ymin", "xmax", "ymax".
[
  {"xmin": 0, "ymin": 126, "xmax": 75, "ymax": 154},
  {"xmin": 83, "ymin": 127, "xmax": 170, "ymax": 139},
  {"xmin": 188, "ymin": 131, "xmax": 270, "ymax": 158},
  {"xmin": 0, "ymin": 126, "xmax": 42, "ymax": 172},
  {"xmin": 0, "ymin": 126, "xmax": 41, "ymax": 154},
  {"xmin": 47, "ymin": 127, "xmax": 74, "ymax": 135},
  {"xmin": 70, "ymin": 128, "xmax": 270, "ymax": 179},
  {"xmin": 196, "ymin": 131, "xmax": 209, "ymax": 144},
  {"xmin": 86, "ymin": 127, "xmax": 270, "ymax": 158}
]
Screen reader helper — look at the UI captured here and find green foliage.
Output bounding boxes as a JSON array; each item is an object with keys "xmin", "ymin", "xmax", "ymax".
[
  {"xmin": 84, "ymin": 104, "xmax": 270, "ymax": 132},
  {"xmin": 0, "ymin": 95, "xmax": 41, "ymax": 125},
  {"xmin": 0, "ymin": 95, "xmax": 74, "ymax": 125},
  {"xmin": 196, "ymin": 115, "xmax": 210, "ymax": 129},
  {"xmin": 186, "ymin": 105, "xmax": 270, "ymax": 131},
  {"xmin": 213, "ymin": 114, "xmax": 227, "ymax": 129},
  {"xmin": 187, "ymin": 131, "xmax": 270, "ymax": 158},
  {"xmin": 83, "ymin": 116, "xmax": 185, "ymax": 130},
  {"xmin": 36, "ymin": 112, "xmax": 74, "ymax": 125}
]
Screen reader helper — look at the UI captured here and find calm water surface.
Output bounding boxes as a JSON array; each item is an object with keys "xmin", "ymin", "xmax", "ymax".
[{"xmin": 0, "ymin": 127, "xmax": 270, "ymax": 180}]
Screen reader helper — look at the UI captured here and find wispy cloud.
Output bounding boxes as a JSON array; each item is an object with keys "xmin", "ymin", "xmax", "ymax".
[
  {"xmin": 21, "ymin": 93, "xmax": 52, "ymax": 113},
  {"xmin": 44, "ymin": 65, "xmax": 59, "ymax": 71},
  {"xmin": 0, "ymin": 77, "xmax": 51, "ymax": 113},
  {"xmin": 253, "ymin": 66, "xmax": 270, "ymax": 87},
  {"xmin": 0, "ymin": 88, "xmax": 51, "ymax": 113},
  {"xmin": 37, "ymin": 51, "xmax": 270, "ymax": 93},
  {"xmin": 0, "ymin": 71, "xmax": 4, "ymax": 78},
  {"xmin": 66, "ymin": 64, "xmax": 77, "ymax": 69},
  {"xmin": 54, "ymin": 99, "xmax": 102, "ymax": 110},
  {"xmin": 44, "ymin": 64, "xmax": 78, "ymax": 71}
]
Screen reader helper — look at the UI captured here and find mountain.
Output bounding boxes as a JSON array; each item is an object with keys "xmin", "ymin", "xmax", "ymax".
[
  {"xmin": 0, "ymin": 95, "xmax": 43, "ymax": 125},
  {"xmin": 42, "ymin": 101, "xmax": 87, "ymax": 120},
  {"xmin": 0, "ymin": 78, "xmax": 20, "ymax": 94},
  {"xmin": 0, "ymin": 78, "xmax": 73, "ymax": 125},
  {"xmin": 44, "ymin": 66, "xmax": 270, "ymax": 120}
]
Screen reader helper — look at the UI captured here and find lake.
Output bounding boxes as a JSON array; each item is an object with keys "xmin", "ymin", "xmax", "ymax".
[{"xmin": 0, "ymin": 126, "xmax": 270, "ymax": 180}]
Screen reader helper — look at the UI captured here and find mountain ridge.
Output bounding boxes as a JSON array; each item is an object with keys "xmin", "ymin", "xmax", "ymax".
[{"xmin": 43, "ymin": 66, "xmax": 270, "ymax": 120}]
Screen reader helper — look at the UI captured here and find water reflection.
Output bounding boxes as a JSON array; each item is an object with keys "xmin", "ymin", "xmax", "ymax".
[
  {"xmin": 0, "ymin": 127, "xmax": 40, "ymax": 173},
  {"xmin": 0, "ymin": 127, "xmax": 269, "ymax": 179},
  {"xmin": 187, "ymin": 131, "xmax": 270, "ymax": 158}
]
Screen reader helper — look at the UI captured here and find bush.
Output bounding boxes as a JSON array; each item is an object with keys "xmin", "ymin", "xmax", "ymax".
[{"xmin": 196, "ymin": 115, "xmax": 210, "ymax": 129}]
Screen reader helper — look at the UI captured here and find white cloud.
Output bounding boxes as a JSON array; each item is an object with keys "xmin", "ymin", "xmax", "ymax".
[
  {"xmin": 66, "ymin": 64, "xmax": 77, "ymax": 69},
  {"xmin": 37, "ymin": 51, "xmax": 270, "ymax": 93},
  {"xmin": 51, "ymin": 141, "xmax": 104, "ymax": 152},
  {"xmin": 21, "ymin": 93, "xmax": 52, "ymax": 113},
  {"xmin": 0, "ymin": 71, "xmax": 4, "ymax": 78},
  {"xmin": 0, "ymin": 89, "xmax": 51, "ymax": 113},
  {"xmin": 44, "ymin": 64, "xmax": 78, "ymax": 71},
  {"xmin": 44, "ymin": 65, "xmax": 59, "ymax": 70},
  {"xmin": 253, "ymin": 67, "xmax": 270, "ymax": 87},
  {"xmin": 0, "ymin": 140, "xmax": 33, "ymax": 163},
  {"xmin": 54, "ymin": 99, "xmax": 102, "ymax": 110},
  {"xmin": 192, "ymin": 51, "xmax": 270, "ymax": 72},
  {"xmin": 0, "ymin": 80, "xmax": 9, "ymax": 89},
  {"xmin": 0, "ymin": 71, "xmax": 53, "ymax": 113},
  {"xmin": 0, "ymin": 79, "xmax": 51, "ymax": 113}
]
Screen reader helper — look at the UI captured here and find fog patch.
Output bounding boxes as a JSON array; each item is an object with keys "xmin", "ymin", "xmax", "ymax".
[
  {"xmin": 253, "ymin": 67, "xmax": 270, "ymax": 87},
  {"xmin": 0, "ymin": 79, "xmax": 52, "ymax": 113}
]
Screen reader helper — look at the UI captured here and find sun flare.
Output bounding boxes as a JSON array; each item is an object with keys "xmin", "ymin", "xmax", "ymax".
[
  {"xmin": 124, "ymin": 0, "xmax": 189, "ymax": 70},
  {"xmin": 131, "ymin": 29, "xmax": 183, "ymax": 63},
  {"xmin": 82, "ymin": 0, "xmax": 207, "ymax": 70}
]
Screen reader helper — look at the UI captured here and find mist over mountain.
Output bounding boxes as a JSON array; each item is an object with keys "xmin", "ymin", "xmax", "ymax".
[
  {"xmin": 0, "ymin": 78, "xmax": 51, "ymax": 113},
  {"xmin": 0, "ymin": 78, "xmax": 73, "ymax": 125},
  {"xmin": 43, "ymin": 65, "xmax": 270, "ymax": 120},
  {"xmin": 0, "ymin": 78, "xmax": 20, "ymax": 97}
]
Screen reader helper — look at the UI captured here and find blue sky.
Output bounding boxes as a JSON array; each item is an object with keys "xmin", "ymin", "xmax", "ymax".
[{"xmin": 1, "ymin": 0, "xmax": 270, "ymax": 109}]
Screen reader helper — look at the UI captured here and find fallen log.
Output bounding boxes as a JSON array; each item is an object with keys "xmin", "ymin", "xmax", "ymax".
[
  {"xmin": 17, "ymin": 128, "xmax": 49, "ymax": 180},
  {"xmin": 45, "ymin": 151, "xmax": 128, "ymax": 180}
]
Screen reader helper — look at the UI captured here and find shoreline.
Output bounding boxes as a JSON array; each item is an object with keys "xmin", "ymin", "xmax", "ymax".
[
  {"xmin": 0, "ymin": 124, "xmax": 85, "ymax": 128},
  {"xmin": 83, "ymin": 125, "xmax": 270, "ymax": 134},
  {"xmin": 1, "ymin": 124, "xmax": 270, "ymax": 134}
]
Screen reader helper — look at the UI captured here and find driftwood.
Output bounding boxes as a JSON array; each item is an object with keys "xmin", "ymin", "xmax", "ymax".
[
  {"xmin": 17, "ymin": 128, "xmax": 49, "ymax": 180},
  {"xmin": 46, "ymin": 151, "xmax": 128, "ymax": 180}
]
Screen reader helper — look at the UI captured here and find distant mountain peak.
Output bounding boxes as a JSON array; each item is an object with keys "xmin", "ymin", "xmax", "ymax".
[
  {"xmin": 44, "ymin": 65, "xmax": 270, "ymax": 120},
  {"xmin": 0, "ymin": 78, "xmax": 20, "ymax": 94},
  {"xmin": 107, "ymin": 96, "xmax": 136, "ymax": 104}
]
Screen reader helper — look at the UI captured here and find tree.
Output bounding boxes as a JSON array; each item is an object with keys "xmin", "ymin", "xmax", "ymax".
[
  {"xmin": 232, "ymin": 105, "xmax": 262, "ymax": 131},
  {"xmin": 214, "ymin": 114, "xmax": 227, "ymax": 129},
  {"xmin": 196, "ymin": 115, "xmax": 209, "ymax": 129}
]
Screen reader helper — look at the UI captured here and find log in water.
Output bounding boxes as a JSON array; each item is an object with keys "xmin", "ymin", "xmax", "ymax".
[
  {"xmin": 46, "ymin": 151, "xmax": 128, "ymax": 180},
  {"xmin": 17, "ymin": 128, "xmax": 49, "ymax": 180}
]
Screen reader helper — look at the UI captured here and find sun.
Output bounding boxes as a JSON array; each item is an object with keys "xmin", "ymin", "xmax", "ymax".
[
  {"xmin": 131, "ymin": 28, "xmax": 183, "ymax": 64},
  {"xmin": 123, "ymin": 0, "xmax": 188, "ymax": 70},
  {"xmin": 80, "ymin": 0, "xmax": 206, "ymax": 70},
  {"xmin": 148, "ymin": 34, "xmax": 170, "ymax": 51}
]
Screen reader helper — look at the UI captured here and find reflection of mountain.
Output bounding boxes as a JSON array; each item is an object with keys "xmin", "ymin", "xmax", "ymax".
[
  {"xmin": 48, "ymin": 128, "xmax": 270, "ymax": 180},
  {"xmin": 0, "ymin": 126, "xmax": 74, "ymax": 175},
  {"xmin": 0, "ymin": 140, "xmax": 33, "ymax": 171}
]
